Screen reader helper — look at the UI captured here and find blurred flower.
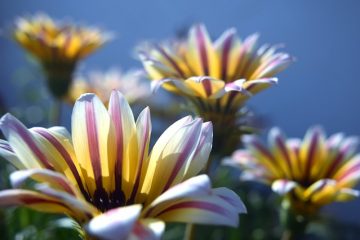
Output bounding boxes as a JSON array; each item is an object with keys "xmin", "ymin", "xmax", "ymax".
[
  {"xmin": 66, "ymin": 69, "xmax": 151, "ymax": 105},
  {"xmin": 13, "ymin": 13, "xmax": 110, "ymax": 98},
  {"xmin": 139, "ymin": 24, "xmax": 292, "ymax": 156},
  {"xmin": 230, "ymin": 127, "xmax": 360, "ymax": 215},
  {"xmin": 0, "ymin": 91, "xmax": 245, "ymax": 239}
]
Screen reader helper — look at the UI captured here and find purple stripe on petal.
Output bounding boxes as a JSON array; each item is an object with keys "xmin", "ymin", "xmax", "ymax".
[
  {"xmin": 325, "ymin": 151, "xmax": 346, "ymax": 178},
  {"xmin": 252, "ymin": 140, "xmax": 276, "ymax": 164},
  {"xmin": 162, "ymin": 121, "xmax": 201, "ymax": 192},
  {"xmin": 202, "ymin": 78, "xmax": 212, "ymax": 97},
  {"xmin": 0, "ymin": 141, "xmax": 13, "ymax": 152},
  {"xmin": 304, "ymin": 130, "xmax": 320, "ymax": 181},
  {"xmin": 275, "ymin": 135, "xmax": 293, "ymax": 176},
  {"xmin": 155, "ymin": 201, "xmax": 230, "ymax": 219},
  {"xmin": 128, "ymin": 109, "xmax": 151, "ymax": 204},
  {"xmin": 196, "ymin": 25, "xmax": 210, "ymax": 76},
  {"xmin": 220, "ymin": 33, "xmax": 233, "ymax": 81},
  {"xmin": 34, "ymin": 129, "xmax": 89, "ymax": 199},
  {"xmin": 109, "ymin": 93, "xmax": 124, "ymax": 193},
  {"xmin": 3, "ymin": 115, "xmax": 54, "ymax": 170},
  {"xmin": 85, "ymin": 101, "xmax": 102, "ymax": 190},
  {"xmin": 155, "ymin": 45, "xmax": 185, "ymax": 78}
]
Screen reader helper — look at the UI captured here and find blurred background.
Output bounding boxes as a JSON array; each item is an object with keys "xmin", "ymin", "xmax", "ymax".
[{"xmin": 1, "ymin": 0, "xmax": 359, "ymax": 236}]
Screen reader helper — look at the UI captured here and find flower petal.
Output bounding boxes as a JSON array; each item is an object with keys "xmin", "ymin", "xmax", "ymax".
[
  {"xmin": 143, "ymin": 117, "xmax": 203, "ymax": 202},
  {"xmin": 183, "ymin": 121, "xmax": 213, "ymax": 179},
  {"xmin": 0, "ymin": 139, "xmax": 25, "ymax": 169},
  {"xmin": 186, "ymin": 24, "xmax": 219, "ymax": 78},
  {"xmin": 72, "ymin": 93, "xmax": 115, "ymax": 195},
  {"xmin": 0, "ymin": 113, "xmax": 52, "ymax": 169},
  {"xmin": 128, "ymin": 107, "xmax": 152, "ymax": 203},
  {"xmin": 86, "ymin": 204, "xmax": 142, "ymax": 240},
  {"xmin": 108, "ymin": 90, "xmax": 138, "ymax": 199},
  {"xmin": 301, "ymin": 179, "xmax": 337, "ymax": 205},
  {"xmin": 0, "ymin": 189, "xmax": 90, "ymax": 221},
  {"xmin": 143, "ymin": 175, "xmax": 244, "ymax": 227},
  {"xmin": 10, "ymin": 169, "xmax": 81, "ymax": 198},
  {"xmin": 271, "ymin": 179, "xmax": 298, "ymax": 195},
  {"xmin": 129, "ymin": 219, "xmax": 165, "ymax": 240},
  {"xmin": 300, "ymin": 126, "xmax": 326, "ymax": 182},
  {"xmin": 243, "ymin": 78, "xmax": 278, "ymax": 95},
  {"xmin": 30, "ymin": 127, "xmax": 87, "ymax": 196}
]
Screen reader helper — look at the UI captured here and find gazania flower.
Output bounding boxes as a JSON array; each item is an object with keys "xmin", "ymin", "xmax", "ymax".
[
  {"xmin": 230, "ymin": 127, "xmax": 360, "ymax": 215},
  {"xmin": 0, "ymin": 91, "xmax": 245, "ymax": 239},
  {"xmin": 139, "ymin": 24, "xmax": 292, "ymax": 156},
  {"xmin": 13, "ymin": 13, "xmax": 110, "ymax": 98},
  {"xmin": 66, "ymin": 69, "xmax": 150, "ymax": 105}
]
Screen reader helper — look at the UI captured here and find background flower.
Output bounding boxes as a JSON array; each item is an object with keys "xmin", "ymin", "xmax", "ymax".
[
  {"xmin": 12, "ymin": 13, "xmax": 110, "ymax": 98},
  {"xmin": 230, "ymin": 127, "xmax": 360, "ymax": 215},
  {"xmin": 66, "ymin": 68, "xmax": 150, "ymax": 105}
]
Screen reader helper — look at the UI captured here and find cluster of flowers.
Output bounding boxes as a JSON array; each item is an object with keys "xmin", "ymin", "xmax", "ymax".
[{"xmin": 0, "ymin": 13, "xmax": 359, "ymax": 240}]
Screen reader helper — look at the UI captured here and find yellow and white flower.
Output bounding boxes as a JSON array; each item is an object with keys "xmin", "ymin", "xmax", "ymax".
[
  {"xmin": 66, "ymin": 69, "xmax": 150, "ymax": 105},
  {"xmin": 230, "ymin": 127, "xmax": 360, "ymax": 215},
  {"xmin": 139, "ymin": 24, "xmax": 292, "ymax": 113},
  {"xmin": 0, "ymin": 91, "xmax": 245, "ymax": 239},
  {"xmin": 13, "ymin": 13, "xmax": 110, "ymax": 98}
]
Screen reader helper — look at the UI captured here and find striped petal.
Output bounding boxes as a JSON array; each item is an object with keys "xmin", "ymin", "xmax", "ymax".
[
  {"xmin": 268, "ymin": 128, "xmax": 293, "ymax": 179},
  {"xmin": 35, "ymin": 184, "xmax": 99, "ymax": 221},
  {"xmin": 299, "ymin": 126, "xmax": 326, "ymax": 181},
  {"xmin": 143, "ymin": 117, "xmax": 203, "ymax": 202},
  {"xmin": 0, "ymin": 113, "xmax": 52, "ymax": 169},
  {"xmin": 143, "ymin": 175, "xmax": 245, "ymax": 227},
  {"xmin": 10, "ymin": 169, "xmax": 82, "ymax": 198},
  {"xmin": 183, "ymin": 121, "xmax": 213, "ymax": 179},
  {"xmin": 210, "ymin": 79, "xmax": 251, "ymax": 99},
  {"xmin": 333, "ymin": 154, "xmax": 360, "ymax": 188},
  {"xmin": 128, "ymin": 107, "xmax": 152, "ymax": 204},
  {"xmin": 301, "ymin": 179, "xmax": 337, "ymax": 205},
  {"xmin": 242, "ymin": 135, "xmax": 281, "ymax": 178},
  {"xmin": 231, "ymin": 33, "xmax": 259, "ymax": 79},
  {"xmin": 85, "ymin": 204, "xmax": 142, "ymax": 240},
  {"xmin": 108, "ymin": 90, "xmax": 138, "ymax": 200},
  {"xmin": 29, "ymin": 127, "xmax": 87, "ymax": 195},
  {"xmin": 186, "ymin": 24, "xmax": 220, "ymax": 78},
  {"xmin": 214, "ymin": 28, "xmax": 237, "ymax": 81},
  {"xmin": 183, "ymin": 76, "xmax": 225, "ymax": 98},
  {"xmin": 0, "ymin": 139, "xmax": 25, "ymax": 169},
  {"xmin": 72, "ymin": 93, "xmax": 116, "ymax": 196},
  {"xmin": 243, "ymin": 78, "xmax": 278, "ymax": 95},
  {"xmin": 0, "ymin": 189, "xmax": 92, "ymax": 222}
]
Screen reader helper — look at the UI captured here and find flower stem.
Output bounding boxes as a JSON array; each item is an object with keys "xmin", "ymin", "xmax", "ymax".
[
  {"xmin": 49, "ymin": 100, "xmax": 62, "ymax": 126},
  {"xmin": 280, "ymin": 200, "xmax": 309, "ymax": 240},
  {"xmin": 184, "ymin": 223, "xmax": 196, "ymax": 240}
]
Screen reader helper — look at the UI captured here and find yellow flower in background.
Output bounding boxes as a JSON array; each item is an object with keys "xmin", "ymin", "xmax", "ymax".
[
  {"xmin": 13, "ymin": 13, "xmax": 110, "ymax": 98},
  {"xmin": 0, "ymin": 91, "xmax": 245, "ymax": 239},
  {"xmin": 66, "ymin": 69, "xmax": 151, "ymax": 105},
  {"xmin": 139, "ymin": 24, "xmax": 292, "ymax": 156},
  {"xmin": 229, "ymin": 127, "xmax": 360, "ymax": 215},
  {"xmin": 139, "ymin": 24, "xmax": 292, "ymax": 113}
]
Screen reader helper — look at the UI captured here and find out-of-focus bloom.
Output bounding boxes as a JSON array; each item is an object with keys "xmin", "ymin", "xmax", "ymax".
[
  {"xmin": 13, "ymin": 13, "xmax": 110, "ymax": 98},
  {"xmin": 0, "ymin": 91, "xmax": 246, "ymax": 239},
  {"xmin": 230, "ymin": 127, "xmax": 360, "ymax": 215},
  {"xmin": 138, "ymin": 24, "xmax": 292, "ymax": 156},
  {"xmin": 66, "ymin": 69, "xmax": 151, "ymax": 105}
]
